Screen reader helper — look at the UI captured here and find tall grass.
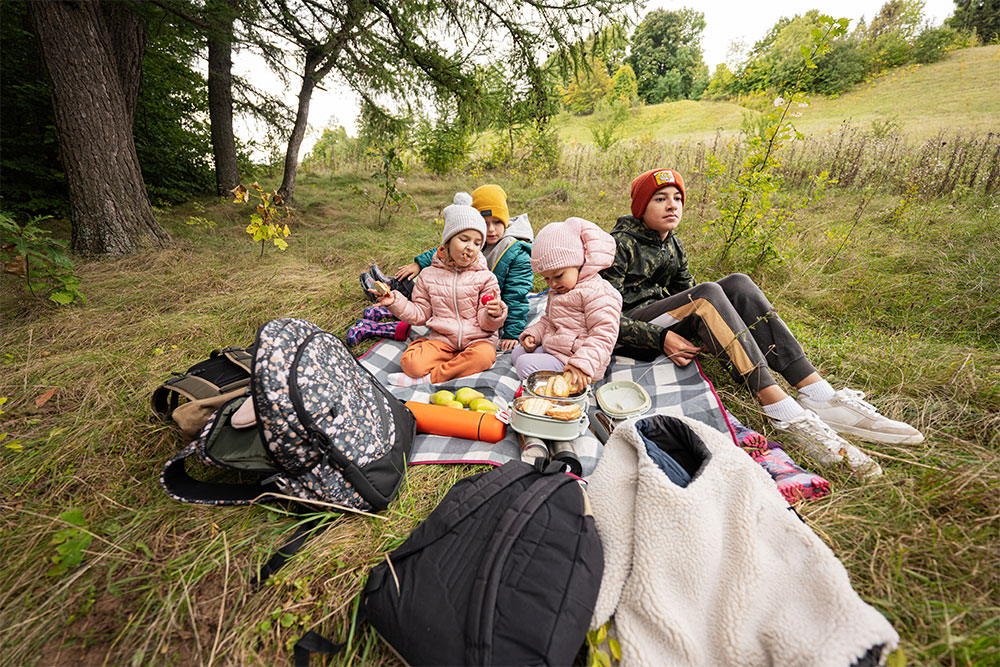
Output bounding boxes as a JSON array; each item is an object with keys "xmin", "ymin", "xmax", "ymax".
[{"xmin": 1, "ymin": 128, "xmax": 998, "ymax": 664}]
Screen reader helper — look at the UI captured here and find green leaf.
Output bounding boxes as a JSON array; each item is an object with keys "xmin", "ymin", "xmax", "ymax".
[
  {"xmin": 49, "ymin": 290, "xmax": 74, "ymax": 305},
  {"xmin": 279, "ymin": 612, "xmax": 296, "ymax": 628},
  {"xmin": 59, "ymin": 509, "xmax": 87, "ymax": 527},
  {"xmin": 609, "ymin": 638, "xmax": 622, "ymax": 660}
]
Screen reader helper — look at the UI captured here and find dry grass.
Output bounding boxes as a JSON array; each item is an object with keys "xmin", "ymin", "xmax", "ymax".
[{"xmin": 1, "ymin": 140, "xmax": 998, "ymax": 665}]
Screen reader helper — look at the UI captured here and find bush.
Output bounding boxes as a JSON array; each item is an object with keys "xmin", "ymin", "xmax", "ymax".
[
  {"xmin": 911, "ymin": 25, "xmax": 962, "ymax": 63},
  {"xmin": 417, "ymin": 117, "xmax": 474, "ymax": 176}
]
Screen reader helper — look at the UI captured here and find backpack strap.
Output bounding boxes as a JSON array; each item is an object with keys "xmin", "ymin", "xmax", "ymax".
[
  {"xmin": 160, "ymin": 450, "xmax": 283, "ymax": 505},
  {"xmin": 218, "ymin": 346, "xmax": 253, "ymax": 374},
  {"xmin": 293, "ymin": 630, "xmax": 346, "ymax": 667},
  {"xmin": 466, "ymin": 473, "xmax": 576, "ymax": 665}
]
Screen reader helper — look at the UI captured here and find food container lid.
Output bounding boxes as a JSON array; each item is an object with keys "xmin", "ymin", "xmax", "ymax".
[{"xmin": 595, "ymin": 381, "xmax": 651, "ymax": 418}]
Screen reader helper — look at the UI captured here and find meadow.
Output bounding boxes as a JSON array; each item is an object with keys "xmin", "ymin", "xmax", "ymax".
[{"xmin": 1, "ymin": 46, "xmax": 998, "ymax": 666}]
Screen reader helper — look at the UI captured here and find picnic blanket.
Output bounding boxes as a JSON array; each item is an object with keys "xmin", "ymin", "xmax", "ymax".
[{"xmin": 359, "ymin": 293, "xmax": 730, "ymax": 478}]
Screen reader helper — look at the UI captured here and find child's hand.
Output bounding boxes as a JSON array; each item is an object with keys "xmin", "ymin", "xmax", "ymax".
[
  {"xmin": 563, "ymin": 365, "xmax": 591, "ymax": 392},
  {"xmin": 395, "ymin": 263, "xmax": 420, "ymax": 281},
  {"xmin": 484, "ymin": 289, "xmax": 504, "ymax": 318},
  {"xmin": 370, "ymin": 289, "xmax": 395, "ymax": 308},
  {"xmin": 498, "ymin": 338, "xmax": 518, "ymax": 352},
  {"xmin": 521, "ymin": 334, "xmax": 537, "ymax": 352},
  {"xmin": 662, "ymin": 331, "xmax": 703, "ymax": 367}
]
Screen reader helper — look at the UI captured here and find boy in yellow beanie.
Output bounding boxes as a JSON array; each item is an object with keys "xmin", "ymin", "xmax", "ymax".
[{"xmin": 395, "ymin": 184, "xmax": 534, "ymax": 351}]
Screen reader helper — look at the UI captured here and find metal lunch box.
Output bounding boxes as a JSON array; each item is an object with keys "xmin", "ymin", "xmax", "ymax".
[
  {"xmin": 509, "ymin": 396, "xmax": 589, "ymax": 440},
  {"xmin": 521, "ymin": 370, "xmax": 591, "ymax": 410}
]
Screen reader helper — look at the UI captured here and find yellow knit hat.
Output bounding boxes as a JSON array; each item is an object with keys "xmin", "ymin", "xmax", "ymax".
[{"xmin": 471, "ymin": 184, "xmax": 510, "ymax": 227}]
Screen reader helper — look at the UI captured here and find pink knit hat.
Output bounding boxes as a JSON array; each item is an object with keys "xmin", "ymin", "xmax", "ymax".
[{"xmin": 531, "ymin": 219, "xmax": 585, "ymax": 273}]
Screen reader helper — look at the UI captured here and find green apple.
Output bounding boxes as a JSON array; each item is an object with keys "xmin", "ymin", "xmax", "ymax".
[
  {"xmin": 469, "ymin": 398, "xmax": 499, "ymax": 413},
  {"xmin": 455, "ymin": 387, "xmax": 485, "ymax": 406},
  {"xmin": 429, "ymin": 390, "xmax": 456, "ymax": 406},
  {"xmin": 443, "ymin": 400, "xmax": 465, "ymax": 409}
]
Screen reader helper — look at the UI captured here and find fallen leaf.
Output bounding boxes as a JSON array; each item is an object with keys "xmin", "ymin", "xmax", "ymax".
[{"xmin": 35, "ymin": 388, "xmax": 56, "ymax": 408}]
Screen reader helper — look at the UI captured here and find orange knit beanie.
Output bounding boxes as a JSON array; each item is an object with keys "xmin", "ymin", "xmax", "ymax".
[{"xmin": 630, "ymin": 169, "xmax": 685, "ymax": 218}]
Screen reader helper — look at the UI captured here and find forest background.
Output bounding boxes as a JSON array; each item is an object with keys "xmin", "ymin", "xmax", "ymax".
[{"xmin": 1, "ymin": 0, "xmax": 998, "ymax": 664}]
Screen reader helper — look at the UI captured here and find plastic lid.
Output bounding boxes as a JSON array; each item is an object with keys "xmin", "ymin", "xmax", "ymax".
[{"xmin": 595, "ymin": 381, "xmax": 651, "ymax": 418}]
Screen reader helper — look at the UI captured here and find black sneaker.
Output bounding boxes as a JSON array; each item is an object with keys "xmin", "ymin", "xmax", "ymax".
[
  {"xmin": 368, "ymin": 264, "xmax": 392, "ymax": 284},
  {"xmin": 359, "ymin": 271, "xmax": 378, "ymax": 302}
]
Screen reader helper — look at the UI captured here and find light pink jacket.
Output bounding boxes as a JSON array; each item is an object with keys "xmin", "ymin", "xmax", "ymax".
[
  {"xmin": 389, "ymin": 249, "xmax": 508, "ymax": 350},
  {"xmin": 519, "ymin": 218, "xmax": 622, "ymax": 380}
]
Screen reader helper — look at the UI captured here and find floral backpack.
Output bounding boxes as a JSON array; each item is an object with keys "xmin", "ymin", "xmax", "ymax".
[{"xmin": 160, "ymin": 318, "xmax": 415, "ymax": 513}]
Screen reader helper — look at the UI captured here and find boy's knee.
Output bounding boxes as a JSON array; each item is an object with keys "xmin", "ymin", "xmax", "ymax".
[{"xmin": 693, "ymin": 281, "xmax": 726, "ymax": 304}]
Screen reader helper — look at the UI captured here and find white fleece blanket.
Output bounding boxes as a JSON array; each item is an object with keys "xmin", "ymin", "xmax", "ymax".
[{"xmin": 588, "ymin": 415, "xmax": 899, "ymax": 667}]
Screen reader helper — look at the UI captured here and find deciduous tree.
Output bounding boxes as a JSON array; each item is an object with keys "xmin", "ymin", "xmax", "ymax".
[{"xmin": 26, "ymin": 0, "xmax": 169, "ymax": 256}]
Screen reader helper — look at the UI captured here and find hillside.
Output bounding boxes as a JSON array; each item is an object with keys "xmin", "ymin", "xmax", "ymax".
[{"xmin": 553, "ymin": 45, "xmax": 1000, "ymax": 144}]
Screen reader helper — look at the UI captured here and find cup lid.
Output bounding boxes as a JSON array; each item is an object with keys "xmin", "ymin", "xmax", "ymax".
[{"xmin": 595, "ymin": 381, "xmax": 651, "ymax": 418}]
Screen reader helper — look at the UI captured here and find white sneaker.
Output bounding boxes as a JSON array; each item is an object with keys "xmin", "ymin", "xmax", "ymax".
[
  {"xmin": 772, "ymin": 409, "xmax": 883, "ymax": 477},
  {"xmin": 799, "ymin": 389, "xmax": 924, "ymax": 445}
]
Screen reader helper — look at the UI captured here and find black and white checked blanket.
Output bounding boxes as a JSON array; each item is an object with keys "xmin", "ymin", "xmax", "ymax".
[{"xmin": 359, "ymin": 293, "xmax": 730, "ymax": 478}]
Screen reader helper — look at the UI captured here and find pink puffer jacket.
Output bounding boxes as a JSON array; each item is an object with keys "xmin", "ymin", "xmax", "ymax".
[
  {"xmin": 520, "ymin": 218, "xmax": 622, "ymax": 380},
  {"xmin": 388, "ymin": 249, "xmax": 508, "ymax": 350}
]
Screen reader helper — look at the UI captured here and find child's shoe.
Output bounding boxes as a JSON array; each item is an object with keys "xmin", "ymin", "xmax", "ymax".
[
  {"xmin": 749, "ymin": 446, "xmax": 831, "ymax": 503},
  {"xmin": 360, "ymin": 271, "xmax": 378, "ymax": 302},
  {"xmin": 363, "ymin": 305, "xmax": 395, "ymax": 322},
  {"xmin": 346, "ymin": 318, "xmax": 411, "ymax": 346},
  {"xmin": 726, "ymin": 411, "xmax": 831, "ymax": 501},
  {"xmin": 798, "ymin": 389, "xmax": 924, "ymax": 445}
]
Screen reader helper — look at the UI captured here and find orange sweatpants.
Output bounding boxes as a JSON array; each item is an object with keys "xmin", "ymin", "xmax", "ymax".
[{"xmin": 400, "ymin": 338, "xmax": 497, "ymax": 383}]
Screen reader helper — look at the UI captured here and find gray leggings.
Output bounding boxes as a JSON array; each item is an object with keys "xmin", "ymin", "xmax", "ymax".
[{"xmin": 629, "ymin": 274, "xmax": 816, "ymax": 392}]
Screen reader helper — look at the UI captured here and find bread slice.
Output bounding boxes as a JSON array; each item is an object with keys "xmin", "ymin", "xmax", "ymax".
[
  {"xmin": 544, "ymin": 375, "xmax": 571, "ymax": 398},
  {"xmin": 372, "ymin": 280, "xmax": 391, "ymax": 297},
  {"xmin": 545, "ymin": 403, "xmax": 582, "ymax": 421},
  {"xmin": 519, "ymin": 397, "xmax": 552, "ymax": 416}
]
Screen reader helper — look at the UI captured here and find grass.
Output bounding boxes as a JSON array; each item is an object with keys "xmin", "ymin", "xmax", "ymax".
[
  {"xmin": 553, "ymin": 45, "xmax": 1000, "ymax": 145},
  {"xmin": 2, "ymin": 73, "xmax": 999, "ymax": 664}
]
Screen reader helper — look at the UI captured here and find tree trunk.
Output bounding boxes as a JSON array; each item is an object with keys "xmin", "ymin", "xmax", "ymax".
[
  {"xmin": 27, "ymin": 0, "xmax": 169, "ymax": 256},
  {"xmin": 278, "ymin": 50, "xmax": 333, "ymax": 203},
  {"xmin": 207, "ymin": 0, "xmax": 240, "ymax": 195}
]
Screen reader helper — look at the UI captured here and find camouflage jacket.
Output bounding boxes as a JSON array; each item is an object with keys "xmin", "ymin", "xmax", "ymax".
[{"xmin": 599, "ymin": 215, "xmax": 696, "ymax": 354}]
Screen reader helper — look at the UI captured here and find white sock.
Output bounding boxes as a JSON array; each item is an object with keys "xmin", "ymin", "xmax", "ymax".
[
  {"xmin": 388, "ymin": 372, "xmax": 431, "ymax": 387},
  {"xmin": 762, "ymin": 396, "xmax": 806, "ymax": 422},
  {"xmin": 798, "ymin": 379, "xmax": 836, "ymax": 402}
]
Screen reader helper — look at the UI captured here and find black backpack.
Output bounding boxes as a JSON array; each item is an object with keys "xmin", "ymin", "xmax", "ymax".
[
  {"xmin": 355, "ymin": 460, "xmax": 604, "ymax": 666},
  {"xmin": 150, "ymin": 346, "xmax": 253, "ymax": 419},
  {"xmin": 160, "ymin": 318, "xmax": 415, "ymax": 513}
]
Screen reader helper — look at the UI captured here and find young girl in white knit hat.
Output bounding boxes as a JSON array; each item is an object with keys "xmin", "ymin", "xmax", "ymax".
[
  {"xmin": 511, "ymin": 217, "xmax": 622, "ymax": 390},
  {"xmin": 370, "ymin": 193, "xmax": 508, "ymax": 386}
]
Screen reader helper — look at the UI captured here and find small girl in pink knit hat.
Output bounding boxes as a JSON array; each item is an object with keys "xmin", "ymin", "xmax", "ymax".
[{"xmin": 511, "ymin": 217, "xmax": 623, "ymax": 389}]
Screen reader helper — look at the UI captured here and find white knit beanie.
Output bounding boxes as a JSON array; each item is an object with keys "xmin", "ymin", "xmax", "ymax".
[{"xmin": 441, "ymin": 192, "xmax": 487, "ymax": 245}]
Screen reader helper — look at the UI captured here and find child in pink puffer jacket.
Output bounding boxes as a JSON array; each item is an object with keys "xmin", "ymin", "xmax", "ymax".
[
  {"xmin": 512, "ymin": 218, "xmax": 622, "ymax": 388},
  {"xmin": 373, "ymin": 193, "xmax": 508, "ymax": 386}
]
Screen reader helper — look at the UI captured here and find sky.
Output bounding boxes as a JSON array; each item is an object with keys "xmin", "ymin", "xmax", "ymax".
[{"xmin": 234, "ymin": 0, "xmax": 957, "ymax": 156}]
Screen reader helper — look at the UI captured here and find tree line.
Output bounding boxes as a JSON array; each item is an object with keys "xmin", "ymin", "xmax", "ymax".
[{"xmin": 1, "ymin": 0, "xmax": 995, "ymax": 259}]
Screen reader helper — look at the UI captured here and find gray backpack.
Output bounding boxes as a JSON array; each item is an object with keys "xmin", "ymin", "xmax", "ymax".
[{"xmin": 160, "ymin": 318, "xmax": 415, "ymax": 512}]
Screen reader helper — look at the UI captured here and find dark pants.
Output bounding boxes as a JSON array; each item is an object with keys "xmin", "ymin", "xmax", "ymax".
[{"xmin": 629, "ymin": 274, "xmax": 816, "ymax": 393}]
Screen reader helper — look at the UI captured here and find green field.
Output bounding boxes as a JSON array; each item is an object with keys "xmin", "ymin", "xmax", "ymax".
[
  {"xmin": 554, "ymin": 45, "xmax": 1000, "ymax": 144},
  {"xmin": 1, "ymin": 46, "xmax": 998, "ymax": 666}
]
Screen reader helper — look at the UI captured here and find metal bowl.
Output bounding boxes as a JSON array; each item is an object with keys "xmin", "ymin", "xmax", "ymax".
[
  {"xmin": 522, "ymin": 370, "xmax": 590, "ymax": 409},
  {"xmin": 510, "ymin": 396, "xmax": 588, "ymax": 440}
]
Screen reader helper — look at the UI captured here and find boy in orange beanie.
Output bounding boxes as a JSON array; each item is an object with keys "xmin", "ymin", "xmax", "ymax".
[{"xmin": 601, "ymin": 168, "xmax": 923, "ymax": 477}]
